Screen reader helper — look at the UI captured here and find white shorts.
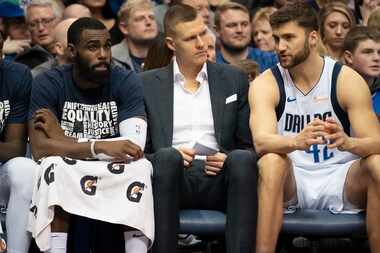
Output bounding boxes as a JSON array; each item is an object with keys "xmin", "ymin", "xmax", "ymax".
[
  {"xmin": 285, "ymin": 160, "xmax": 363, "ymax": 214},
  {"xmin": 28, "ymin": 156, "xmax": 154, "ymax": 251}
]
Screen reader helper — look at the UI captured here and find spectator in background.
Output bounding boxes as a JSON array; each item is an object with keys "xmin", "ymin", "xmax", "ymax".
[
  {"xmin": 143, "ymin": 33, "xmax": 173, "ymax": 71},
  {"xmin": 0, "ymin": 2, "xmax": 31, "ymax": 61},
  {"xmin": 205, "ymin": 28, "xmax": 216, "ymax": 62},
  {"xmin": 251, "ymin": 7, "xmax": 277, "ymax": 52},
  {"xmin": 63, "ymin": 4, "xmax": 92, "ymax": 19},
  {"xmin": 0, "ymin": 28, "xmax": 38, "ymax": 253},
  {"xmin": 215, "ymin": 2, "xmax": 277, "ymax": 72},
  {"xmin": 112, "ymin": 0, "xmax": 158, "ymax": 72},
  {"xmin": 343, "ymin": 26, "xmax": 380, "ymax": 117},
  {"xmin": 14, "ymin": 0, "xmax": 63, "ymax": 68},
  {"xmin": 32, "ymin": 18, "xmax": 77, "ymax": 76},
  {"xmin": 368, "ymin": 8, "xmax": 380, "ymax": 32},
  {"xmin": 319, "ymin": 2, "xmax": 355, "ymax": 62},
  {"xmin": 77, "ymin": 0, "xmax": 123, "ymax": 44},
  {"xmin": 354, "ymin": 0, "xmax": 380, "ymax": 25}
]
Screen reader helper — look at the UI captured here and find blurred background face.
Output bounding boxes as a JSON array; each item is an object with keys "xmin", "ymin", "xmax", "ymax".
[
  {"xmin": 124, "ymin": 8, "xmax": 158, "ymax": 44},
  {"xmin": 363, "ymin": 0, "xmax": 380, "ymax": 9},
  {"xmin": 181, "ymin": 0, "xmax": 210, "ymax": 25},
  {"xmin": 218, "ymin": 9, "xmax": 251, "ymax": 52},
  {"xmin": 347, "ymin": 39, "xmax": 380, "ymax": 78},
  {"xmin": 27, "ymin": 5, "xmax": 58, "ymax": 47},
  {"xmin": 323, "ymin": 11, "xmax": 350, "ymax": 49},
  {"xmin": 204, "ymin": 33, "xmax": 216, "ymax": 61},
  {"xmin": 252, "ymin": 19, "xmax": 275, "ymax": 51},
  {"xmin": 4, "ymin": 17, "xmax": 30, "ymax": 40}
]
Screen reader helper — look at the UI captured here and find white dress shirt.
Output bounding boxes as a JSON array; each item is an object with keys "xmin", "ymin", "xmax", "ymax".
[{"xmin": 171, "ymin": 59, "xmax": 219, "ymax": 152}]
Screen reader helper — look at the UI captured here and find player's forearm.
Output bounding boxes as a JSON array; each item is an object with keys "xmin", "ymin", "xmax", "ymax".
[
  {"xmin": 254, "ymin": 134, "xmax": 297, "ymax": 156},
  {"xmin": 30, "ymin": 137, "xmax": 92, "ymax": 160},
  {"xmin": 0, "ymin": 141, "xmax": 26, "ymax": 161},
  {"xmin": 343, "ymin": 137, "xmax": 380, "ymax": 158}
]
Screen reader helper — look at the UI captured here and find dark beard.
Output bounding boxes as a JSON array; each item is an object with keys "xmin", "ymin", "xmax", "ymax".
[
  {"xmin": 76, "ymin": 56, "xmax": 110, "ymax": 83},
  {"xmin": 220, "ymin": 39, "xmax": 249, "ymax": 54},
  {"xmin": 280, "ymin": 38, "xmax": 310, "ymax": 69}
]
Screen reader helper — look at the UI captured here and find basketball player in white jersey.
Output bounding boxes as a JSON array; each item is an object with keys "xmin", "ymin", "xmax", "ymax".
[{"xmin": 249, "ymin": 2, "xmax": 380, "ymax": 253}]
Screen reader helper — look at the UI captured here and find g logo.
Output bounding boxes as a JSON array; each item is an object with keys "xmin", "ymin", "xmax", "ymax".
[
  {"xmin": 44, "ymin": 164, "xmax": 55, "ymax": 185},
  {"xmin": 61, "ymin": 157, "xmax": 77, "ymax": 165},
  {"xmin": 126, "ymin": 182, "xmax": 145, "ymax": 203},
  {"xmin": 107, "ymin": 162, "xmax": 125, "ymax": 174},
  {"xmin": 80, "ymin": 176, "xmax": 98, "ymax": 196}
]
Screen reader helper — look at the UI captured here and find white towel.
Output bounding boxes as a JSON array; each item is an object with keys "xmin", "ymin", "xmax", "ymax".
[{"xmin": 28, "ymin": 156, "xmax": 154, "ymax": 251}]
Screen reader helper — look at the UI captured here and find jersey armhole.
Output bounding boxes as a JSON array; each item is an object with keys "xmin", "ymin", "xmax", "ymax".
[
  {"xmin": 271, "ymin": 65, "xmax": 285, "ymax": 120},
  {"xmin": 331, "ymin": 62, "xmax": 350, "ymax": 135}
]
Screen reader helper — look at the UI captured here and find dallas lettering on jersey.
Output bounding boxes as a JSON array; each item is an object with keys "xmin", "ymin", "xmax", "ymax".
[
  {"xmin": 61, "ymin": 101, "xmax": 118, "ymax": 139},
  {"xmin": 0, "ymin": 100, "xmax": 10, "ymax": 134},
  {"xmin": 284, "ymin": 111, "xmax": 332, "ymax": 133}
]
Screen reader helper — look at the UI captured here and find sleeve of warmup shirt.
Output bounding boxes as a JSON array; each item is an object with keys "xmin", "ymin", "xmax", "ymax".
[
  {"xmin": 114, "ymin": 69, "xmax": 146, "ymax": 122},
  {"xmin": 6, "ymin": 63, "xmax": 32, "ymax": 124},
  {"xmin": 28, "ymin": 71, "xmax": 61, "ymax": 120}
]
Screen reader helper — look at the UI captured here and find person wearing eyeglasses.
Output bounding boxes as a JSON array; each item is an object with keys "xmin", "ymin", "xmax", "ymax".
[{"xmin": 14, "ymin": 0, "xmax": 63, "ymax": 69}]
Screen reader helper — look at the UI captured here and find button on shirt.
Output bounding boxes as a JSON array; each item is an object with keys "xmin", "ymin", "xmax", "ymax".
[{"xmin": 172, "ymin": 59, "xmax": 219, "ymax": 151}]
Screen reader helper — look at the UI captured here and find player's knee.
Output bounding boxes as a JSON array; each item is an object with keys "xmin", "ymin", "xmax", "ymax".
[
  {"xmin": 363, "ymin": 154, "xmax": 380, "ymax": 181},
  {"xmin": 5, "ymin": 157, "xmax": 37, "ymax": 198},
  {"xmin": 225, "ymin": 150, "xmax": 257, "ymax": 181},
  {"xmin": 152, "ymin": 147, "xmax": 182, "ymax": 182},
  {"xmin": 258, "ymin": 153, "xmax": 290, "ymax": 184}
]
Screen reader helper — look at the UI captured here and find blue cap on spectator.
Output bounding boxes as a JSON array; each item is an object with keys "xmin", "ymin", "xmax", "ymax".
[{"xmin": 0, "ymin": 1, "xmax": 24, "ymax": 18}]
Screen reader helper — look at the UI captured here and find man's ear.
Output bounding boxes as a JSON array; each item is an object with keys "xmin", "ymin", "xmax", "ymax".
[
  {"xmin": 67, "ymin": 43, "xmax": 77, "ymax": 58},
  {"xmin": 119, "ymin": 21, "xmax": 129, "ymax": 36},
  {"xmin": 165, "ymin": 36, "xmax": 175, "ymax": 52},
  {"xmin": 343, "ymin": 50, "xmax": 353, "ymax": 65},
  {"xmin": 308, "ymin": 30, "xmax": 319, "ymax": 48},
  {"xmin": 54, "ymin": 42, "xmax": 64, "ymax": 56}
]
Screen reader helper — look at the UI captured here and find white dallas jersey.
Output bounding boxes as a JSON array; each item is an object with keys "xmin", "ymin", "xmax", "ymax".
[{"xmin": 274, "ymin": 57, "xmax": 358, "ymax": 169}]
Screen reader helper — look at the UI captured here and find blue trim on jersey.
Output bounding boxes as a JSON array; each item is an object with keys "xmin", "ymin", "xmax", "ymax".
[
  {"xmin": 271, "ymin": 65, "xmax": 286, "ymax": 120},
  {"xmin": 330, "ymin": 62, "xmax": 350, "ymax": 135}
]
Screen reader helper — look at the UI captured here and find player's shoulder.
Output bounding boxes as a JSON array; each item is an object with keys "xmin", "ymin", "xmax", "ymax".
[{"xmin": 250, "ymin": 67, "xmax": 278, "ymax": 90}]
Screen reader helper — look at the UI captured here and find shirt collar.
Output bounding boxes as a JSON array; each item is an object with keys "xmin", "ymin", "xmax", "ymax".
[{"xmin": 173, "ymin": 57, "xmax": 208, "ymax": 85}]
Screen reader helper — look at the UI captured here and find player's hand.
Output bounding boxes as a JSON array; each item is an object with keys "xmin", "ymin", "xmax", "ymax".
[
  {"xmin": 175, "ymin": 147, "xmax": 195, "ymax": 167},
  {"xmin": 204, "ymin": 152, "xmax": 227, "ymax": 176},
  {"xmin": 324, "ymin": 117, "xmax": 349, "ymax": 151},
  {"xmin": 3, "ymin": 38, "xmax": 31, "ymax": 55},
  {"xmin": 294, "ymin": 118, "xmax": 327, "ymax": 151},
  {"xmin": 33, "ymin": 108, "xmax": 66, "ymax": 139},
  {"xmin": 96, "ymin": 140, "xmax": 143, "ymax": 161}
]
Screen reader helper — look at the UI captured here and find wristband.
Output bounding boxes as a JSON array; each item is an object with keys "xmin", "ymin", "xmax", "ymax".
[{"xmin": 90, "ymin": 140, "xmax": 97, "ymax": 158}]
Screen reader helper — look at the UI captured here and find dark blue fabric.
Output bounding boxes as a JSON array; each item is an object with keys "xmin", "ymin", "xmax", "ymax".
[
  {"xmin": 373, "ymin": 91, "xmax": 380, "ymax": 115},
  {"xmin": 0, "ymin": 60, "xmax": 32, "ymax": 135},
  {"xmin": 216, "ymin": 47, "xmax": 278, "ymax": 72},
  {"xmin": 29, "ymin": 64, "xmax": 146, "ymax": 139}
]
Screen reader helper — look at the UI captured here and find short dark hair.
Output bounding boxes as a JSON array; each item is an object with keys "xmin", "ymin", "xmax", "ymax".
[
  {"xmin": 67, "ymin": 17, "xmax": 107, "ymax": 46},
  {"xmin": 164, "ymin": 4, "xmax": 198, "ymax": 37},
  {"xmin": 270, "ymin": 2, "xmax": 319, "ymax": 32},
  {"xmin": 343, "ymin": 26, "xmax": 380, "ymax": 53},
  {"xmin": 214, "ymin": 2, "xmax": 250, "ymax": 29}
]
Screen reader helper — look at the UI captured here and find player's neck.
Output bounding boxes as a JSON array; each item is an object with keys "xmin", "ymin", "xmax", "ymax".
[
  {"xmin": 220, "ymin": 46, "xmax": 249, "ymax": 64},
  {"xmin": 289, "ymin": 53, "xmax": 324, "ymax": 92}
]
